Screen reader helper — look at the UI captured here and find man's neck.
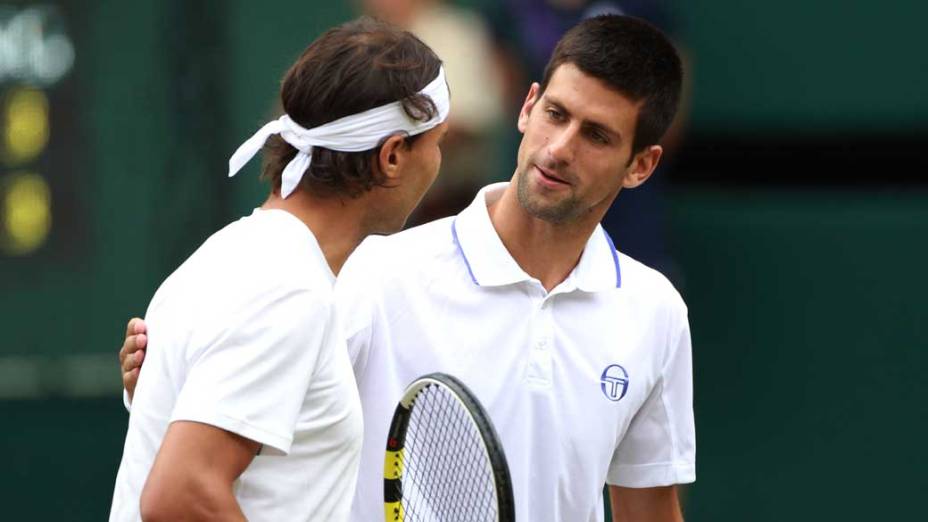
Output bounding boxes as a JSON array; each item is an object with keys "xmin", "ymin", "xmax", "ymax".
[
  {"xmin": 488, "ymin": 183, "xmax": 602, "ymax": 292},
  {"xmin": 261, "ymin": 190, "xmax": 366, "ymax": 276}
]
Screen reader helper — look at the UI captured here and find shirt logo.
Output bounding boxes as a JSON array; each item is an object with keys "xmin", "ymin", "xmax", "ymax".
[{"xmin": 600, "ymin": 364, "xmax": 629, "ymax": 402}]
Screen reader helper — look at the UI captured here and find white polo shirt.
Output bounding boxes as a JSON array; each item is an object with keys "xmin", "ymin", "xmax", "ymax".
[
  {"xmin": 338, "ymin": 183, "xmax": 695, "ymax": 522},
  {"xmin": 110, "ymin": 208, "xmax": 363, "ymax": 522}
]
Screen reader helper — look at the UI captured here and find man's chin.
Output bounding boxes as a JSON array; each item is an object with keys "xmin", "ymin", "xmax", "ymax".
[
  {"xmin": 517, "ymin": 170, "xmax": 575, "ymax": 222},
  {"xmin": 521, "ymin": 197, "xmax": 577, "ymax": 224}
]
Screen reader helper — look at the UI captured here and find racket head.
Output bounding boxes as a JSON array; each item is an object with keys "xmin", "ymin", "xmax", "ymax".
[{"xmin": 384, "ymin": 372, "xmax": 515, "ymax": 522}]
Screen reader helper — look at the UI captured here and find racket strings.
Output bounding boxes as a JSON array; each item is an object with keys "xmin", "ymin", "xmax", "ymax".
[{"xmin": 402, "ymin": 384, "xmax": 498, "ymax": 521}]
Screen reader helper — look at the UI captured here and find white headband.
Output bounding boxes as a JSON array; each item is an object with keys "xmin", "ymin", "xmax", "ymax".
[{"xmin": 228, "ymin": 66, "xmax": 449, "ymax": 198}]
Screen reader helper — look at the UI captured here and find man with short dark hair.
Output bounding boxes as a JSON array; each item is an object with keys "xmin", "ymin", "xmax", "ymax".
[
  {"xmin": 337, "ymin": 15, "xmax": 693, "ymax": 521},
  {"xmin": 109, "ymin": 18, "xmax": 449, "ymax": 521},
  {"xmin": 120, "ymin": 15, "xmax": 693, "ymax": 522}
]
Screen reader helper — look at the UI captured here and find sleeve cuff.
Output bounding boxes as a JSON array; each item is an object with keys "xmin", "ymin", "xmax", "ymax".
[
  {"xmin": 606, "ymin": 461, "xmax": 695, "ymax": 488},
  {"xmin": 122, "ymin": 389, "xmax": 131, "ymax": 412},
  {"xmin": 170, "ymin": 408, "xmax": 293, "ymax": 456}
]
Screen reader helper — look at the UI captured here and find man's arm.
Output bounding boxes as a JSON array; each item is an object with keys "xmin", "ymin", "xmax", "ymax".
[
  {"xmin": 140, "ymin": 421, "xmax": 259, "ymax": 521},
  {"xmin": 609, "ymin": 485, "xmax": 683, "ymax": 522},
  {"xmin": 607, "ymin": 298, "xmax": 694, "ymax": 521},
  {"xmin": 119, "ymin": 317, "xmax": 147, "ymax": 402}
]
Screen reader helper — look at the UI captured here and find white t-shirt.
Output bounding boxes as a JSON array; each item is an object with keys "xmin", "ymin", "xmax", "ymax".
[
  {"xmin": 110, "ymin": 209, "xmax": 363, "ymax": 522},
  {"xmin": 337, "ymin": 183, "xmax": 695, "ymax": 522}
]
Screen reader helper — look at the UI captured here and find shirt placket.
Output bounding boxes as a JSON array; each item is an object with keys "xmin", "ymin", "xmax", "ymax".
[{"xmin": 526, "ymin": 289, "xmax": 555, "ymax": 387}]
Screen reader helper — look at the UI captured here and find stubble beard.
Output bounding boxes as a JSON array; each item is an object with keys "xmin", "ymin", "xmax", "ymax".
[{"xmin": 515, "ymin": 166, "xmax": 584, "ymax": 224}]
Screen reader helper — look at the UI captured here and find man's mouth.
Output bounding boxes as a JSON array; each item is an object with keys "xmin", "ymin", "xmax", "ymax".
[{"xmin": 534, "ymin": 164, "xmax": 570, "ymax": 186}]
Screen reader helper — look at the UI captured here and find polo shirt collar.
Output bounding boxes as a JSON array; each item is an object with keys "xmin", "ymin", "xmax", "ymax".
[{"xmin": 451, "ymin": 183, "xmax": 621, "ymax": 292}]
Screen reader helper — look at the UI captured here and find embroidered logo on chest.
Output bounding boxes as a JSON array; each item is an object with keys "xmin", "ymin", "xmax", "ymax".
[{"xmin": 600, "ymin": 364, "xmax": 629, "ymax": 402}]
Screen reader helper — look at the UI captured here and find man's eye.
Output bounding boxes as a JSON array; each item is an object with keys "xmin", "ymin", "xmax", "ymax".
[
  {"xmin": 546, "ymin": 109, "xmax": 563, "ymax": 121},
  {"xmin": 589, "ymin": 130, "xmax": 609, "ymax": 144}
]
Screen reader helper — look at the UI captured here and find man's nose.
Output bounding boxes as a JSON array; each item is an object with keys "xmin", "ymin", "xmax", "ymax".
[{"xmin": 546, "ymin": 125, "xmax": 577, "ymax": 165}]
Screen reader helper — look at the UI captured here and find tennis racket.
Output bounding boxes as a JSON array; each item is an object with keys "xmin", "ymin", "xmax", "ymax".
[{"xmin": 383, "ymin": 372, "xmax": 515, "ymax": 522}]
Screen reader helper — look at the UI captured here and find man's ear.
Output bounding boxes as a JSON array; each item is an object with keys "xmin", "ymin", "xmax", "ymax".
[
  {"xmin": 376, "ymin": 134, "xmax": 409, "ymax": 185},
  {"xmin": 517, "ymin": 82, "xmax": 541, "ymax": 134},
  {"xmin": 622, "ymin": 145, "xmax": 663, "ymax": 189}
]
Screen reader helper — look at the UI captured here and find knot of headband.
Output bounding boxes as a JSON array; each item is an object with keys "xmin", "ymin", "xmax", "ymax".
[{"xmin": 228, "ymin": 67, "xmax": 450, "ymax": 198}]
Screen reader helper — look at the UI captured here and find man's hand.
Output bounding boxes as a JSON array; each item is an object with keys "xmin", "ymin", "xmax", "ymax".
[
  {"xmin": 609, "ymin": 485, "xmax": 684, "ymax": 522},
  {"xmin": 119, "ymin": 317, "xmax": 147, "ymax": 402}
]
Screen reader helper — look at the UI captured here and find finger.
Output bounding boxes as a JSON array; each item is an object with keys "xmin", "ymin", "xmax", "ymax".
[
  {"xmin": 121, "ymin": 319, "xmax": 142, "ymax": 364},
  {"xmin": 122, "ymin": 333, "xmax": 146, "ymax": 357},
  {"xmin": 122, "ymin": 349, "xmax": 143, "ymax": 372},
  {"xmin": 121, "ymin": 349, "xmax": 132, "ymax": 372},
  {"xmin": 121, "ymin": 337, "xmax": 145, "ymax": 372},
  {"xmin": 120, "ymin": 336, "xmax": 136, "ymax": 367},
  {"xmin": 123, "ymin": 367, "xmax": 139, "ymax": 392},
  {"xmin": 122, "ymin": 348, "xmax": 145, "ymax": 373},
  {"xmin": 132, "ymin": 347, "xmax": 145, "ymax": 368},
  {"xmin": 122, "ymin": 367, "xmax": 136, "ymax": 385},
  {"xmin": 125, "ymin": 317, "xmax": 143, "ymax": 340}
]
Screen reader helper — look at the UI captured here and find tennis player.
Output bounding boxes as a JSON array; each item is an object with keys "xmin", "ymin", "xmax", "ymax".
[
  {"xmin": 120, "ymin": 15, "xmax": 692, "ymax": 522},
  {"xmin": 108, "ymin": 18, "xmax": 449, "ymax": 521}
]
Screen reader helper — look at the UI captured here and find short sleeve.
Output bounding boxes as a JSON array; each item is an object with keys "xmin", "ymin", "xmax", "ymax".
[
  {"xmin": 607, "ymin": 305, "xmax": 696, "ymax": 487},
  {"xmin": 170, "ymin": 288, "xmax": 329, "ymax": 455}
]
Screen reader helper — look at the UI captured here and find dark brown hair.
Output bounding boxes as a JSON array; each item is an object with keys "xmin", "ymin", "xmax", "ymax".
[
  {"xmin": 540, "ymin": 15, "xmax": 682, "ymax": 154},
  {"xmin": 262, "ymin": 17, "xmax": 442, "ymax": 198}
]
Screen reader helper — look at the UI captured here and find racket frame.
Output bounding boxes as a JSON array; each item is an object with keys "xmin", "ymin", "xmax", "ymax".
[{"xmin": 383, "ymin": 372, "xmax": 515, "ymax": 522}]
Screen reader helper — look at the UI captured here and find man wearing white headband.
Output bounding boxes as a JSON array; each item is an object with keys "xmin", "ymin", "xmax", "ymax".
[{"xmin": 109, "ymin": 18, "xmax": 448, "ymax": 522}]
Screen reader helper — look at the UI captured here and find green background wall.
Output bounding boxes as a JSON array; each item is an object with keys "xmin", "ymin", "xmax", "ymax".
[
  {"xmin": 676, "ymin": 0, "xmax": 928, "ymax": 133},
  {"xmin": 670, "ymin": 189, "xmax": 927, "ymax": 520}
]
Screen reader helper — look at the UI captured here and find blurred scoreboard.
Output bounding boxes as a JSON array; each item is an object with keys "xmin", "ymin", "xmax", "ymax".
[{"xmin": 0, "ymin": 4, "xmax": 79, "ymax": 258}]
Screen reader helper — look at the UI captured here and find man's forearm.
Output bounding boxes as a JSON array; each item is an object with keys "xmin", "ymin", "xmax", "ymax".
[
  {"xmin": 141, "ymin": 473, "xmax": 246, "ymax": 522},
  {"xmin": 140, "ymin": 421, "xmax": 259, "ymax": 521},
  {"xmin": 609, "ymin": 485, "xmax": 684, "ymax": 522}
]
